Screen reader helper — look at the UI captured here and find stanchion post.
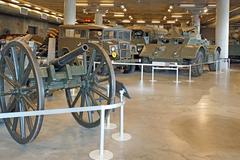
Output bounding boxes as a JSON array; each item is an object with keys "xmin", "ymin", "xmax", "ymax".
[
  {"xmin": 89, "ymin": 108, "xmax": 113, "ymax": 160},
  {"xmin": 216, "ymin": 59, "xmax": 219, "ymax": 74},
  {"xmin": 151, "ymin": 67, "xmax": 155, "ymax": 82},
  {"xmin": 141, "ymin": 65, "xmax": 144, "ymax": 82},
  {"xmin": 100, "ymin": 108, "xmax": 105, "ymax": 158},
  {"xmin": 112, "ymin": 89, "xmax": 131, "ymax": 142},
  {"xmin": 189, "ymin": 65, "xmax": 192, "ymax": 82},
  {"xmin": 105, "ymin": 85, "xmax": 117, "ymax": 130},
  {"xmin": 176, "ymin": 66, "xmax": 179, "ymax": 83}
]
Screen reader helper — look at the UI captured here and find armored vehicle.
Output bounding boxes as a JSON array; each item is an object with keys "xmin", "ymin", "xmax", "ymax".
[
  {"xmin": 128, "ymin": 25, "xmax": 168, "ymax": 55},
  {"xmin": 58, "ymin": 24, "xmax": 138, "ymax": 73},
  {"xmin": 229, "ymin": 29, "xmax": 240, "ymax": 61},
  {"xmin": 140, "ymin": 27, "xmax": 221, "ymax": 76}
]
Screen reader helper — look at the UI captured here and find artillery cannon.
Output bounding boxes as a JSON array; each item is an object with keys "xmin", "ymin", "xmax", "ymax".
[{"xmin": 0, "ymin": 39, "xmax": 116, "ymax": 144}]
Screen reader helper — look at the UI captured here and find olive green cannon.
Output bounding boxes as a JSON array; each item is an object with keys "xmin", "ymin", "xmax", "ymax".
[{"xmin": 0, "ymin": 39, "xmax": 116, "ymax": 144}]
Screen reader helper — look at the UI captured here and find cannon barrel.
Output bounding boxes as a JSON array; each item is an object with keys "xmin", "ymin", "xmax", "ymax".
[{"xmin": 50, "ymin": 44, "xmax": 89, "ymax": 69}]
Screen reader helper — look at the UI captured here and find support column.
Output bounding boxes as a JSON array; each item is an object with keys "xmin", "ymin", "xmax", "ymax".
[
  {"xmin": 95, "ymin": 12, "xmax": 103, "ymax": 25},
  {"xmin": 193, "ymin": 14, "xmax": 200, "ymax": 34},
  {"xmin": 216, "ymin": 0, "xmax": 230, "ymax": 69},
  {"xmin": 64, "ymin": 0, "xmax": 76, "ymax": 25}
]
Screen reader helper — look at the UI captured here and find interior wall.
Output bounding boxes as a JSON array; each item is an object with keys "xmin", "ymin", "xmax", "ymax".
[{"xmin": 0, "ymin": 14, "xmax": 58, "ymax": 38}]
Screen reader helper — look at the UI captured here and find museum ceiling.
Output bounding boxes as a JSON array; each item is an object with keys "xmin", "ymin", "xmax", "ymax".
[{"xmin": 2, "ymin": 0, "xmax": 240, "ymax": 26}]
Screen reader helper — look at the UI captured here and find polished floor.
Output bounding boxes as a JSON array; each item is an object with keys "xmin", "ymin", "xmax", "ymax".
[{"xmin": 1, "ymin": 65, "xmax": 240, "ymax": 160}]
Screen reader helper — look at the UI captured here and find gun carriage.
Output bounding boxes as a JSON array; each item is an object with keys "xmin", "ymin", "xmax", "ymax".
[{"xmin": 0, "ymin": 38, "xmax": 116, "ymax": 144}]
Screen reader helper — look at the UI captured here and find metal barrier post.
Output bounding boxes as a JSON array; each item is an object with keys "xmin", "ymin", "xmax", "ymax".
[
  {"xmin": 89, "ymin": 108, "xmax": 113, "ymax": 160},
  {"xmin": 112, "ymin": 90, "xmax": 131, "ymax": 142},
  {"xmin": 105, "ymin": 85, "xmax": 117, "ymax": 130},
  {"xmin": 216, "ymin": 59, "xmax": 219, "ymax": 74},
  {"xmin": 186, "ymin": 65, "xmax": 194, "ymax": 83},
  {"xmin": 151, "ymin": 67, "xmax": 155, "ymax": 82},
  {"xmin": 100, "ymin": 109, "xmax": 105, "ymax": 158},
  {"xmin": 174, "ymin": 66, "xmax": 180, "ymax": 84},
  {"xmin": 140, "ymin": 65, "xmax": 144, "ymax": 82},
  {"xmin": 228, "ymin": 58, "xmax": 231, "ymax": 69}
]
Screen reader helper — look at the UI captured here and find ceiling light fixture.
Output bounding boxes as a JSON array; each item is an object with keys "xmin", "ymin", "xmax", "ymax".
[
  {"xmin": 167, "ymin": 20, "xmax": 175, "ymax": 24},
  {"xmin": 120, "ymin": 5, "xmax": 125, "ymax": 9},
  {"xmin": 122, "ymin": 19, "xmax": 130, "ymax": 23},
  {"xmin": 11, "ymin": 0, "xmax": 20, "ymax": 4},
  {"xmin": 114, "ymin": 14, "xmax": 124, "ymax": 17},
  {"xmin": 114, "ymin": 12, "xmax": 124, "ymax": 15},
  {"xmin": 137, "ymin": 20, "xmax": 145, "ymax": 23},
  {"xmin": 99, "ymin": 3, "xmax": 114, "ymax": 7},
  {"xmin": 152, "ymin": 20, "xmax": 160, "ymax": 24},
  {"xmin": 208, "ymin": 4, "xmax": 216, "ymax": 7},
  {"xmin": 123, "ymin": 8, "xmax": 127, "ymax": 12},
  {"xmin": 34, "ymin": 7, "xmax": 41, "ymax": 10},
  {"xmin": 203, "ymin": 7, "xmax": 208, "ymax": 13},
  {"xmin": 24, "ymin": 3, "xmax": 31, "ymax": 7},
  {"xmin": 8, "ymin": 3, "xmax": 20, "ymax": 8},
  {"xmin": 0, "ymin": 0, "xmax": 6, "ymax": 4},
  {"xmin": 169, "ymin": 5, "xmax": 173, "ymax": 9},
  {"xmin": 76, "ymin": 3, "xmax": 88, "ymax": 6},
  {"xmin": 44, "ymin": 9, "xmax": 49, "ymax": 13},
  {"xmin": 179, "ymin": 4, "xmax": 196, "ymax": 7},
  {"xmin": 168, "ymin": 9, "xmax": 171, "ymax": 12}
]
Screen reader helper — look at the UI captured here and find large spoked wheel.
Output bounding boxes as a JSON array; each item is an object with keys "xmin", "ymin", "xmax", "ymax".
[
  {"xmin": 65, "ymin": 43, "xmax": 116, "ymax": 128},
  {"xmin": 0, "ymin": 40, "xmax": 44, "ymax": 144},
  {"xmin": 191, "ymin": 51, "xmax": 204, "ymax": 77},
  {"xmin": 209, "ymin": 50, "xmax": 220, "ymax": 71}
]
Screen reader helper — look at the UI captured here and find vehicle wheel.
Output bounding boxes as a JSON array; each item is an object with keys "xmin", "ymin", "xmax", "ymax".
[
  {"xmin": 191, "ymin": 51, "xmax": 204, "ymax": 77},
  {"xmin": 0, "ymin": 40, "xmax": 44, "ymax": 144},
  {"xmin": 208, "ymin": 50, "xmax": 220, "ymax": 71},
  {"xmin": 123, "ymin": 65, "xmax": 136, "ymax": 74},
  {"xmin": 142, "ymin": 57, "xmax": 152, "ymax": 73},
  {"xmin": 65, "ymin": 42, "xmax": 116, "ymax": 128}
]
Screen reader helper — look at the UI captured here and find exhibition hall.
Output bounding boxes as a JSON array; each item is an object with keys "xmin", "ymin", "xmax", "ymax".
[{"xmin": 0, "ymin": 0, "xmax": 239, "ymax": 159}]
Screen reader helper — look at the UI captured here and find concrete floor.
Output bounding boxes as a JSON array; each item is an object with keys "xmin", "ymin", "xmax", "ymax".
[{"xmin": 1, "ymin": 65, "xmax": 240, "ymax": 160}]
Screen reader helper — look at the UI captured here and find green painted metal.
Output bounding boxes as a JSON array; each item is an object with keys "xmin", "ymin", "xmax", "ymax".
[
  {"xmin": 58, "ymin": 25, "xmax": 139, "ymax": 65},
  {"xmin": 140, "ymin": 27, "xmax": 220, "ymax": 65}
]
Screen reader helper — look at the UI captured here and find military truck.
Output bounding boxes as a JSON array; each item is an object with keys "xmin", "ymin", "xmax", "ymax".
[
  {"xmin": 58, "ymin": 24, "xmax": 138, "ymax": 73},
  {"xmin": 140, "ymin": 27, "xmax": 221, "ymax": 77},
  {"xmin": 128, "ymin": 25, "xmax": 168, "ymax": 55},
  {"xmin": 229, "ymin": 29, "xmax": 240, "ymax": 61}
]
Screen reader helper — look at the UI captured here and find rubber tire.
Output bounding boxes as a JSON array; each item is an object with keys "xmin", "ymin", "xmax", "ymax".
[
  {"xmin": 191, "ymin": 51, "xmax": 204, "ymax": 77},
  {"xmin": 142, "ymin": 57, "xmax": 152, "ymax": 73},
  {"xmin": 209, "ymin": 51, "xmax": 220, "ymax": 71}
]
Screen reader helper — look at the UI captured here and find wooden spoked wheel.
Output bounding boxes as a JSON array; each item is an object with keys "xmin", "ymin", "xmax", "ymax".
[
  {"xmin": 0, "ymin": 40, "xmax": 44, "ymax": 144},
  {"xmin": 65, "ymin": 42, "xmax": 116, "ymax": 128}
]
